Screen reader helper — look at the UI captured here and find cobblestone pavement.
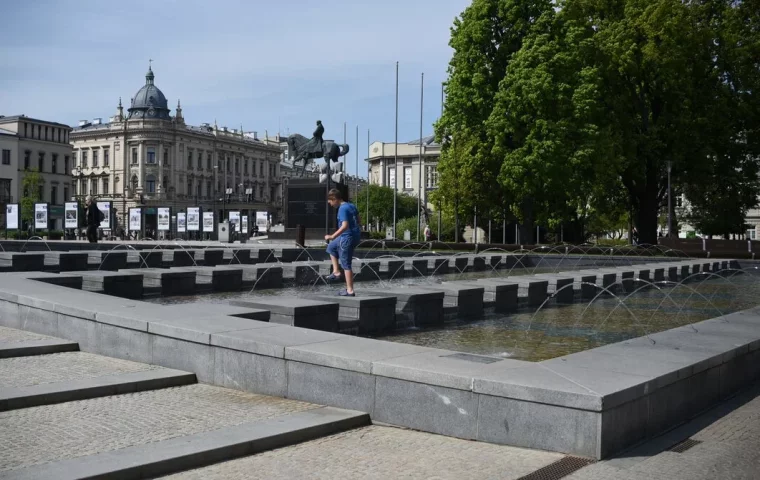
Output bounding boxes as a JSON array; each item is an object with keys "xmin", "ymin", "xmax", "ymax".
[
  {"xmin": 567, "ymin": 383, "xmax": 760, "ymax": 480},
  {"xmin": 163, "ymin": 425, "xmax": 564, "ymax": 480},
  {"xmin": 0, "ymin": 325, "xmax": 53, "ymax": 343},
  {"xmin": 0, "ymin": 351, "xmax": 161, "ymax": 388},
  {"xmin": 0, "ymin": 384, "xmax": 318, "ymax": 473}
]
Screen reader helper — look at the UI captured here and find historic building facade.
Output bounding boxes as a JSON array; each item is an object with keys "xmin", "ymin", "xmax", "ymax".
[
  {"xmin": 0, "ymin": 115, "xmax": 73, "ymax": 230},
  {"xmin": 69, "ymin": 66, "xmax": 283, "ymax": 234}
]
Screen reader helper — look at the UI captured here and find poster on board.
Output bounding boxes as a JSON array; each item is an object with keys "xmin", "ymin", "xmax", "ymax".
[
  {"xmin": 129, "ymin": 208, "xmax": 142, "ymax": 231},
  {"xmin": 95, "ymin": 202, "xmax": 112, "ymax": 230},
  {"xmin": 5, "ymin": 204, "xmax": 19, "ymax": 230},
  {"xmin": 255, "ymin": 211, "xmax": 268, "ymax": 231},
  {"xmin": 97, "ymin": 202, "xmax": 112, "ymax": 229},
  {"xmin": 241, "ymin": 214, "xmax": 249, "ymax": 234},
  {"xmin": 177, "ymin": 212, "xmax": 186, "ymax": 232},
  {"xmin": 64, "ymin": 202, "xmax": 79, "ymax": 229},
  {"xmin": 202, "ymin": 211, "xmax": 214, "ymax": 232},
  {"xmin": 228, "ymin": 211, "xmax": 241, "ymax": 232},
  {"xmin": 187, "ymin": 207, "xmax": 200, "ymax": 231},
  {"xmin": 34, "ymin": 203, "xmax": 49, "ymax": 230},
  {"xmin": 157, "ymin": 207, "xmax": 171, "ymax": 231}
]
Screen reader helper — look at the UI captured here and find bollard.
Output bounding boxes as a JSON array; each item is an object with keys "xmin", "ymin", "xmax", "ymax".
[{"xmin": 296, "ymin": 224, "xmax": 306, "ymax": 248}]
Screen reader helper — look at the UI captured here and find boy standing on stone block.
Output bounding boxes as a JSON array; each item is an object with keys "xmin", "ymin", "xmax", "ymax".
[{"xmin": 324, "ymin": 188, "xmax": 362, "ymax": 296}]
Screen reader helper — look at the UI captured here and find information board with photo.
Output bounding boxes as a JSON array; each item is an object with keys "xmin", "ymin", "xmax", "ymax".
[
  {"xmin": 177, "ymin": 212, "xmax": 186, "ymax": 232},
  {"xmin": 34, "ymin": 203, "xmax": 49, "ymax": 230},
  {"xmin": 129, "ymin": 208, "xmax": 142, "ymax": 231},
  {"xmin": 186, "ymin": 207, "xmax": 200, "ymax": 231},
  {"xmin": 97, "ymin": 202, "xmax": 112, "ymax": 229},
  {"xmin": 64, "ymin": 202, "xmax": 79, "ymax": 229},
  {"xmin": 202, "ymin": 211, "xmax": 214, "ymax": 232},
  {"xmin": 256, "ymin": 211, "xmax": 268, "ymax": 231},
  {"xmin": 5, "ymin": 204, "xmax": 19, "ymax": 230},
  {"xmin": 157, "ymin": 207, "xmax": 171, "ymax": 231},
  {"xmin": 228, "ymin": 211, "xmax": 241, "ymax": 232},
  {"xmin": 241, "ymin": 214, "xmax": 248, "ymax": 234}
]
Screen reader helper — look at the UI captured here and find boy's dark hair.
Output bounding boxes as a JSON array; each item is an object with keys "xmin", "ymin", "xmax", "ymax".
[{"xmin": 327, "ymin": 188, "xmax": 343, "ymax": 200}]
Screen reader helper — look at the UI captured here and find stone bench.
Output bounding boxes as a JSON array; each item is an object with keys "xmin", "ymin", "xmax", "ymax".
[
  {"xmin": 456, "ymin": 279, "xmax": 518, "ymax": 313},
  {"xmin": 121, "ymin": 268, "xmax": 196, "ymax": 296},
  {"xmin": 532, "ymin": 275, "xmax": 575, "ymax": 304},
  {"xmin": 384, "ymin": 287, "xmax": 445, "ymax": 327},
  {"xmin": 194, "ymin": 249, "xmax": 224, "ymax": 267},
  {"xmin": 353, "ymin": 260, "xmax": 382, "ymax": 282},
  {"xmin": 427, "ymin": 257, "xmax": 450, "ymax": 275},
  {"xmin": 165, "ymin": 248, "xmax": 197, "ymax": 267},
  {"xmin": 76, "ymin": 271, "xmax": 144, "ymax": 299},
  {"xmin": 237, "ymin": 264, "xmax": 283, "ymax": 289},
  {"xmin": 576, "ymin": 270, "xmax": 618, "ymax": 294},
  {"xmin": 280, "ymin": 262, "xmax": 327, "ymax": 285},
  {"xmin": 0, "ymin": 252, "xmax": 44, "ymax": 272},
  {"xmin": 420, "ymin": 284, "xmax": 485, "ymax": 318},
  {"xmin": 231, "ymin": 297, "xmax": 339, "ymax": 332},
  {"xmin": 223, "ymin": 248, "xmax": 251, "ymax": 264},
  {"xmin": 137, "ymin": 250, "xmax": 165, "ymax": 268},
  {"xmin": 405, "ymin": 258, "xmax": 429, "ymax": 277},
  {"xmin": 308, "ymin": 294, "xmax": 397, "ymax": 335},
  {"xmin": 483, "ymin": 277, "xmax": 548, "ymax": 308},
  {"xmin": 43, "ymin": 252, "xmax": 89, "ymax": 272},
  {"xmin": 449, "ymin": 256, "xmax": 469, "ymax": 273},
  {"xmin": 179, "ymin": 266, "xmax": 243, "ymax": 292},
  {"xmin": 470, "ymin": 256, "xmax": 487, "ymax": 272},
  {"xmin": 83, "ymin": 250, "xmax": 128, "ymax": 271},
  {"xmin": 378, "ymin": 259, "xmax": 405, "ymax": 280}
]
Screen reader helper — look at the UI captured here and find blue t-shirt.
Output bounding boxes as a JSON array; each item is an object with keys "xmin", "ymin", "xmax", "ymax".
[{"xmin": 337, "ymin": 202, "xmax": 361, "ymax": 239}]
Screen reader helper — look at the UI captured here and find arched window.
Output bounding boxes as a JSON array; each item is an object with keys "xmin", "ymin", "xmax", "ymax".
[
  {"xmin": 187, "ymin": 178, "xmax": 192, "ymax": 196},
  {"xmin": 146, "ymin": 175, "xmax": 156, "ymax": 194}
]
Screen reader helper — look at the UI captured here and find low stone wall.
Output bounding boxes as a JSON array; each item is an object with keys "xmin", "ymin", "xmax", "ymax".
[{"xmin": 0, "ymin": 269, "xmax": 758, "ymax": 459}]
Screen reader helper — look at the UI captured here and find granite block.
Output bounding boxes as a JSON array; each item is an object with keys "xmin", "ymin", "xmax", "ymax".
[
  {"xmin": 212, "ymin": 347, "xmax": 287, "ymax": 397},
  {"xmin": 148, "ymin": 316, "xmax": 271, "ymax": 345},
  {"xmin": 287, "ymin": 360, "xmax": 375, "ymax": 413},
  {"xmin": 151, "ymin": 335, "xmax": 215, "ymax": 383},
  {"xmin": 210, "ymin": 324, "xmax": 342, "ymax": 358}
]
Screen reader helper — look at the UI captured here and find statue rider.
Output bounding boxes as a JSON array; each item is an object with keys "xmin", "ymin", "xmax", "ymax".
[{"xmin": 311, "ymin": 120, "xmax": 324, "ymax": 157}]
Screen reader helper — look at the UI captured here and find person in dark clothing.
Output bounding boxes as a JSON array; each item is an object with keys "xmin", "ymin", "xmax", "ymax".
[{"xmin": 85, "ymin": 196, "xmax": 102, "ymax": 243}]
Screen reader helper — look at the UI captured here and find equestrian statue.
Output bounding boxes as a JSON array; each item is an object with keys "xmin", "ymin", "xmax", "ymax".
[{"xmin": 287, "ymin": 121, "xmax": 350, "ymax": 182}]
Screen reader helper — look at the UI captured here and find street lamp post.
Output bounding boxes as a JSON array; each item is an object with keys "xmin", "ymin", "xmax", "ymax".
[
  {"xmin": 667, "ymin": 161, "xmax": 673, "ymax": 238},
  {"xmin": 213, "ymin": 165, "xmax": 218, "ymax": 239}
]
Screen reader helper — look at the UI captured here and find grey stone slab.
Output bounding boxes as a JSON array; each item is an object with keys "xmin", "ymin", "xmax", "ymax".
[
  {"xmin": 120, "ymin": 268, "xmax": 197, "ymax": 295},
  {"xmin": 0, "ymin": 338, "xmax": 79, "ymax": 358},
  {"xmin": 148, "ymin": 316, "xmax": 272, "ymax": 345},
  {"xmin": 195, "ymin": 248, "xmax": 225, "ymax": 266},
  {"xmin": 372, "ymin": 350, "xmax": 530, "ymax": 391},
  {"xmin": 477, "ymin": 393, "xmax": 599, "ymax": 458},
  {"xmin": 0, "ymin": 368, "xmax": 195, "ymax": 411},
  {"xmin": 95, "ymin": 304, "xmax": 156, "ymax": 331},
  {"xmin": 419, "ymin": 284, "xmax": 485, "ymax": 318},
  {"xmin": 44, "ymin": 252, "xmax": 89, "ymax": 272},
  {"xmin": 306, "ymin": 294, "xmax": 397, "ymax": 334},
  {"xmin": 285, "ymin": 336, "xmax": 431, "ymax": 374},
  {"xmin": 374, "ymin": 376, "xmax": 479, "ymax": 440},
  {"xmin": 473, "ymin": 363, "xmax": 601, "ymax": 410},
  {"xmin": 151, "ymin": 335, "xmax": 215, "ymax": 383},
  {"xmin": 0, "ymin": 252, "xmax": 45, "ymax": 271},
  {"xmin": 378, "ymin": 259, "xmax": 405, "ymax": 279},
  {"xmin": 1, "ymin": 407, "xmax": 368, "ymax": 480},
  {"xmin": 237, "ymin": 265, "xmax": 283, "ymax": 289},
  {"xmin": 448, "ymin": 280, "xmax": 518, "ymax": 313},
  {"xmin": 97, "ymin": 322, "xmax": 154, "ymax": 364},
  {"xmin": 17, "ymin": 304, "xmax": 58, "ymax": 336},
  {"xmin": 232, "ymin": 297, "xmax": 338, "ymax": 316},
  {"xmin": 384, "ymin": 287, "xmax": 444, "ymax": 327},
  {"xmin": 212, "ymin": 347, "xmax": 287, "ymax": 397},
  {"xmin": 594, "ymin": 336, "xmax": 724, "ymax": 376},
  {"xmin": 533, "ymin": 275, "xmax": 575, "ymax": 304},
  {"xmin": 55, "ymin": 314, "xmax": 101, "ymax": 353},
  {"xmin": 287, "ymin": 361, "xmax": 375, "ymax": 413},
  {"xmin": 449, "ymin": 256, "xmax": 469, "ymax": 272},
  {"xmin": 210, "ymin": 324, "xmax": 342, "ymax": 358}
]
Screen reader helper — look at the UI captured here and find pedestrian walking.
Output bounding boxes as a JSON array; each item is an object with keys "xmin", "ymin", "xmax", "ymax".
[
  {"xmin": 323, "ymin": 188, "xmax": 362, "ymax": 296},
  {"xmin": 85, "ymin": 197, "xmax": 103, "ymax": 243}
]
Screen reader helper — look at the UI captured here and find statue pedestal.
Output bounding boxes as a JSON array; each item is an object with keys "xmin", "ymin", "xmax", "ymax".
[{"xmin": 286, "ymin": 178, "xmax": 348, "ymax": 230}]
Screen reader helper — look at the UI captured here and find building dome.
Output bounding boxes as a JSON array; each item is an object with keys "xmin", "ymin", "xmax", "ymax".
[{"xmin": 128, "ymin": 66, "xmax": 171, "ymax": 120}]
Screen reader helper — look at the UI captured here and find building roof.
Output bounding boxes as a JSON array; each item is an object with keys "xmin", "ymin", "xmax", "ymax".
[
  {"xmin": 128, "ymin": 66, "xmax": 171, "ymax": 120},
  {"xmin": 407, "ymin": 135, "xmax": 439, "ymax": 147},
  {"xmin": 0, "ymin": 127, "xmax": 17, "ymax": 137},
  {"xmin": 0, "ymin": 115, "xmax": 72, "ymax": 130}
]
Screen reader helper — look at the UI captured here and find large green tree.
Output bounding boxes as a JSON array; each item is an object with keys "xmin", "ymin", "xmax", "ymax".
[{"xmin": 354, "ymin": 185, "xmax": 418, "ymax": 228}]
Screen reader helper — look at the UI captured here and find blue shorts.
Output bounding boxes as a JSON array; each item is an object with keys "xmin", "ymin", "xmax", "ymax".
[{"xmin": 327, "ymin": 235, "xmax": 360, "ymax": 270}]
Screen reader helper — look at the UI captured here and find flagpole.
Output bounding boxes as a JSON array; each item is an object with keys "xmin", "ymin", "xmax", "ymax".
[
  {"xmin": 366, "ymin": 129, "xmax": 370, "ymax": 231},
  {"xmin": 393, "ymin": 61, "xmax": 398, "ymax": 240},
  {"xmin": 417, "ymin": 72, "xmax": 424, "ymax": 242}
]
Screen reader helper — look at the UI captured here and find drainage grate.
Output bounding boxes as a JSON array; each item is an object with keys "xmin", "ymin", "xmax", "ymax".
[
  {"xmin": 442, "ymin": 353, "xmax": 503, "ymax": 364},
  {"xmin": 516, "ymin": 456, "xmax": 595, "ymax": 480},
  {"xmin": 667, "ymin": 438, "xmax": 702, "ymax": 453}
]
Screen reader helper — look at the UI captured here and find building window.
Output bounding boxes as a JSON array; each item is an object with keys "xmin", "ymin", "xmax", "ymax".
[
  {"xmin": 147, "ymin": 148, "xmax": 156, "ymax": 164},
  {"xmin": 103, "ymin": 149, "xmax": 109, "ymax": 167},
  {"xmin": 132, "ymin": 148, "xmax": 138, "ymax": 164},
  {"xmin": 24, "ymin": 151, "xmax": 30, "ymax": 170},
  {"xmin": 163, "ymin": 176, "xmax": 169, "ymax": 190},
  {"xmin": 186, "ymin": 178, "xmax": 192, "ymax": 196},
  {"xmin": 197, "ymin": 151, "xmax": 203, "ymax": 170},
  {"xmin": 51, "ymin": 186, "xmax": 57, "ymax": 204},
  {"xmin": 64, "ymin": 155, "xmax": 69, "ymax": 173},
  {"xmin": 92, "ymin": 149, "xmax": 98, "ymax": 167},
  {"xmin": 226, "ymin": 157, "xmax": 231, "ymax": 172},
  {"xmin": 58, "ymin": 129, "xmax": 62, "ymax": 143},
  {"xmin": 196, "ymin": 181, "xmax": 202, "ymax": 198},
  {"xmin": 24, "ymin": 123, "xmax": 28, "ymax": 137},
  {"xmin": 63, "ymin": 187, "xmax": 69, "ymax": 202},
  {"xmin": 90, "ymin": 178, "xmax": 98, "ymax": 196},
  {"xmin": 51, "ymin": 154, "xmax": 58, "ymax": 174},
  {"xmin": 38, "ymin": 152, "xmax": 45, "ymax": 172},
  {"xmin": 244, "ymin": 159, "xmax": 249, "ymax": 174},
  {"xmin": 146, "ymin": 175, "xmax": 156, "ymax": 193},
  {"xmin": 38, "ymin": 185, "xmax": 44, "ymax": 201},
  {"xmin": 259, "ymin": 161, "xmax": 264, "ymax": 177},
  {"xmin": 102, "ymin": 178, "xmax": 109, "ymax": 195},
  {"xmin": 44, "ymin": 126, "xmax": 48, "ymax": 140},
  {"xmin": 403, "ymin": 166, "xmax": 412, "ymax": 189},
  {"xmin": 386, "ymin": 166, "xmax": 395, "ymax": 188},
  {"xmin": 187, "ymin": 151, "xmax": 193, "ymax": 169},
  {"xmin": 425, "ymin": 165, "xmax": 438, "ymax": 189},
  {"xmin": 235, "ymin": 158, "xmax": 240, "ymax": 174},
  {"xmin": 206, "ymin": 153, "xmax": 212, "ymax": 171},
  {"xmin": 82, "ymin": 150, "xmax": 88, "ymax": 168},
  {"xmin": 164, "ymin": 149, "xmax": 169, "ymax": 165},
  {"xmin": 131, "ymin": 175, "xmax": 138, "ymax": 192},
  {"xmin": 206, "ymin": 181, "xmax": 212, "ymax": 198},
  {"xmin": 0, "ymin": 179, "xmax": 11, "ymax": 204},
  {"xmin": 1, "ymin": 150, "xmax": 9, "ymax": 165}
]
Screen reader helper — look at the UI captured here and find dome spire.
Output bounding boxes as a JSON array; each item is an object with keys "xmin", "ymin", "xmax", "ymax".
[{"xmin": 146, "ymin": 59, "xmax": 155, "ymax": 85}]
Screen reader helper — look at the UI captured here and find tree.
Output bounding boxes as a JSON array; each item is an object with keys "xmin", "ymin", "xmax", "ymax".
[
  {"xmin": 354, "ymin": 185, "xmax": 417, "ymax": 228},
  {"xmin": 20, "ymin": 169, "xmax": 43, "ymax": 230}
]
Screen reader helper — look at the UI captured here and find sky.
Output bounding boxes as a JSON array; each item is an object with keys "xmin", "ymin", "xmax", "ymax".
[{"xmin": 0, "ymin": 0, "xmax": 470, "ymax": 177}]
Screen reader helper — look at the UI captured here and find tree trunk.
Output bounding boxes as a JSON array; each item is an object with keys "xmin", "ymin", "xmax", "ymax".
[
  {"xmin": 636, "ymin": 193, "xmax": 659, "ymax": 245},
  {"xmin": 519, "ymin": 198, "xmax": 535, "ymax": 245}
]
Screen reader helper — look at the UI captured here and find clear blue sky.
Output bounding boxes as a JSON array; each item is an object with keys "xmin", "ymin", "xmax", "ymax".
[{"xmin": 0, "ymin": 0, "xmax": 469, "ymax": 176}]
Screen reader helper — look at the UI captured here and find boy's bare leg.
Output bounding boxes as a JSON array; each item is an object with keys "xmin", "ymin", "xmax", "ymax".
[{"xmin": 345, "ymin": 269, "xmax": 354, "ymax": 294}]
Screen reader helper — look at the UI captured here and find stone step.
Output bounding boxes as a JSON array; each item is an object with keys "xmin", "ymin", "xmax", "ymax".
[
  {"xmin": 0, "ymin": 325, "xmax": 79, "ymax": 358},
  {"xmin": 0, "ymin": 384, "xmax": 368, "ymax": 480},
  {"xmin": 0, "ymin": 351, "xmax": 196, "ymax": 411}
]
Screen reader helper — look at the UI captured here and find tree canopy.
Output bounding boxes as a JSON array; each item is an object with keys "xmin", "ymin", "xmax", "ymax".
[{"xmin": 436, "ymin": 0, "xmax": 760, "ymax": 243}]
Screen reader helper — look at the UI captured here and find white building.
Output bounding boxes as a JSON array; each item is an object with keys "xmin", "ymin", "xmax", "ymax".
[
  {"xmin": 366, "ymin": 135, "xmax": 440, "ymax": 209},
  {"xmin": 69, "ymin": 66, "xmax": 284, "ymax": 233},
  {"xmin": 0, "ymin": 115, "xmax": 73, "ymax": 230}
]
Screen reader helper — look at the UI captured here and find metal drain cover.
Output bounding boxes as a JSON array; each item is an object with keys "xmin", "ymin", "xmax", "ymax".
[
  {"xmin": 668, "ymin": 438, "xmax": 702, "ymax": 453},
  {"xmin": 441, "ymin": 353, "xmax": 503, "ymax": 364},
  {"xmin": 516, "ymin": 456, "xmax": 595, "ymax": 480}
]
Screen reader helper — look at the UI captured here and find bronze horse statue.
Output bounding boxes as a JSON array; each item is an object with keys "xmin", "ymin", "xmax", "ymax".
[{"xmin": 287, "ymin": 133, "xmax": 349, "ymax": 176}]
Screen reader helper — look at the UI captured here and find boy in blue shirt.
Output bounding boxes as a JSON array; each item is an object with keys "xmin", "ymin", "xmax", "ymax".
[{"xmin": 324, "ymin": 188, "xmax": 362, "ymax": 296}]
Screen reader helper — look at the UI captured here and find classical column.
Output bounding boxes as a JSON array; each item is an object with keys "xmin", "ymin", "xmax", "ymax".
[
  {"xmin": 138, "ymin": 142, "xmax": 145, "ymax": 188},
  {"xmin": 158, "ymin": 141, "xmax": 164, "ymax": 198}
]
